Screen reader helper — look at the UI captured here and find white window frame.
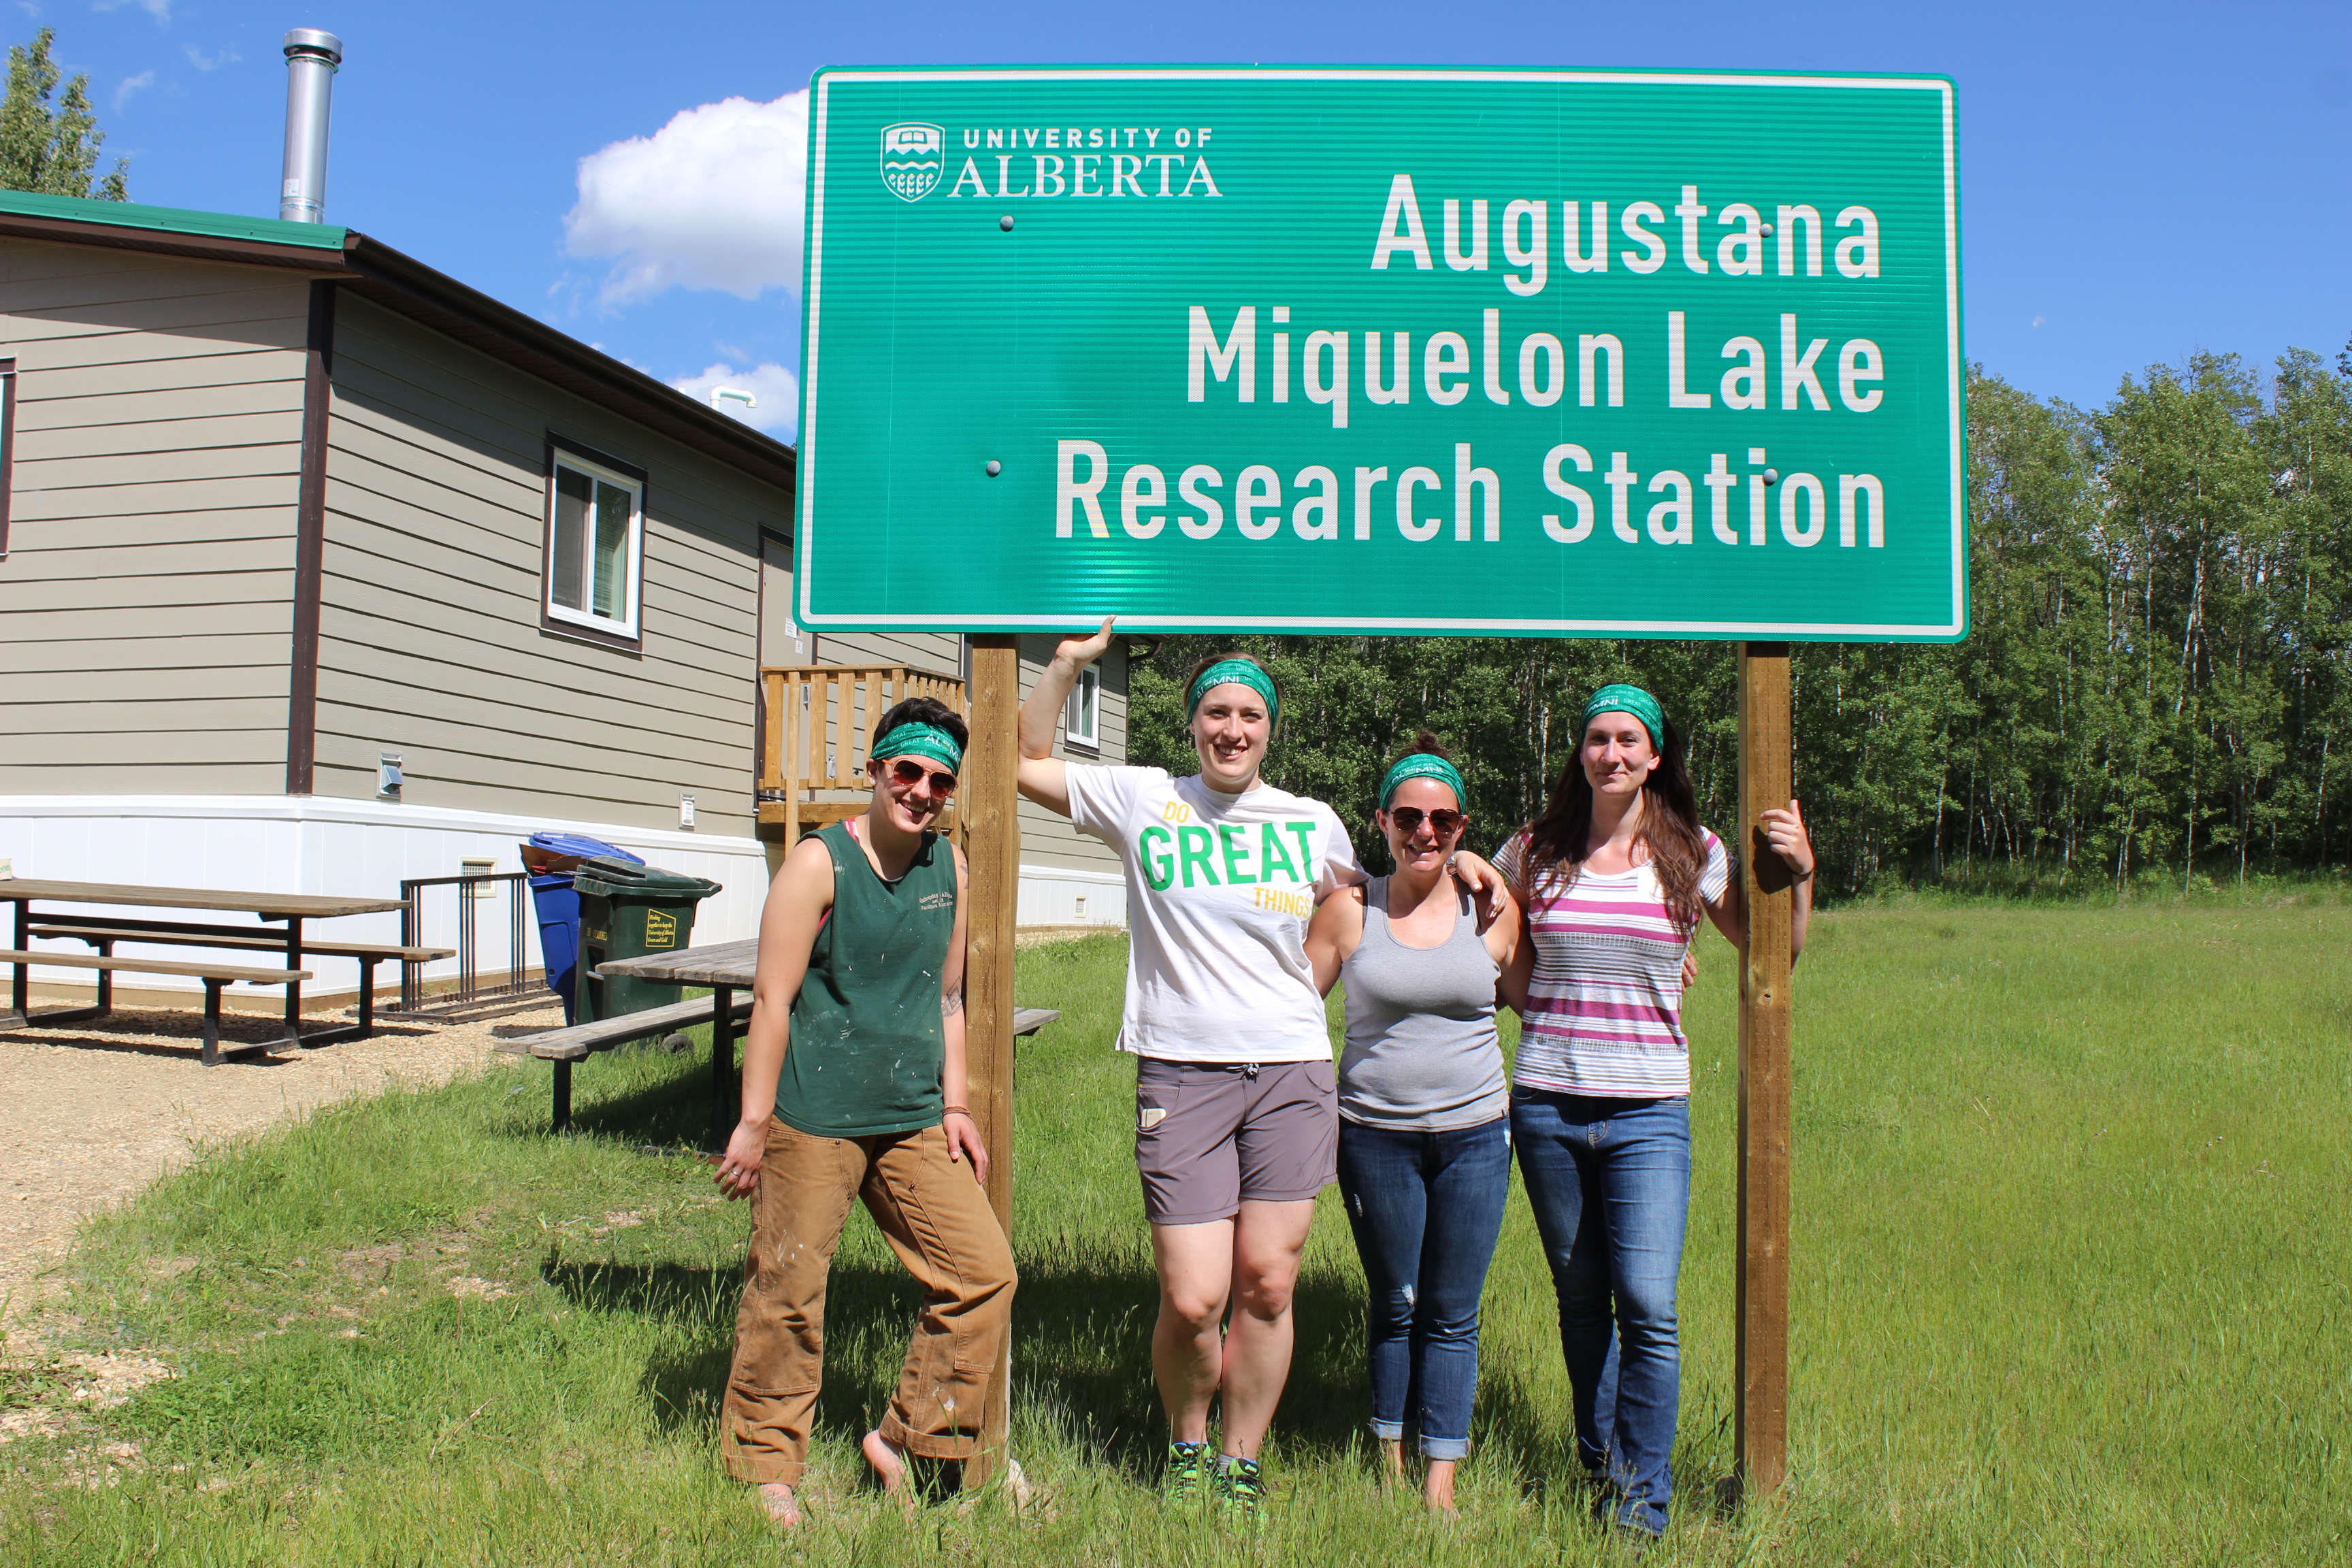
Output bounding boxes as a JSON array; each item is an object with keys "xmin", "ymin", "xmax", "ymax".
[
  {"xmin": 542, "ymin": 447, "xmax": 645, "ymax": 640},
  {"xmin": 1064, "ymin": 662, "xmax": 1101, "ymax": 751}
]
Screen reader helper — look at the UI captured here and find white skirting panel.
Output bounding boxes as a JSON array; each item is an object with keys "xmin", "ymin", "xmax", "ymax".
[
  {"xmin": 1016, "ymin": 863, "xmax": 1127, "ymax": 928},
  {"xmin": 0, "ymin": 795, "xmax": 770, "ymax": 1002}
]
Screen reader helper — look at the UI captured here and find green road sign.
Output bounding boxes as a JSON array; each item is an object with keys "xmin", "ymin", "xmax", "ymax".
[{"xmin": 798, "ymin": 67, "xmax": 1963, "ymax": 641}]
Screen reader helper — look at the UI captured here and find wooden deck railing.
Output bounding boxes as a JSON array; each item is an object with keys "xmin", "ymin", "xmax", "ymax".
[{"xmin": 755, "ymin": 665, "xmax": 969, "ymax": 842}]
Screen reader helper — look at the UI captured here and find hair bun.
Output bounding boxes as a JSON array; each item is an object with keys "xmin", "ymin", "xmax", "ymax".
[{"xmin": 1397, "ymin": 728, "xmax": 1451, "ymax": 764}]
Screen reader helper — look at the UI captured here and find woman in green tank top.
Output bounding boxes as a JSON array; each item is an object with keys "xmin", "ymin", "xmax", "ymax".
[{"xmin": 712, "ymin": 697, "xmax": 1016, "ymax": 1531}]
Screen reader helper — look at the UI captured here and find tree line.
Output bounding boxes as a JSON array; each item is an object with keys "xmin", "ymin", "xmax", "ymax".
[
  {"xmin": 1, "ymin": 29, "xmax": 129, "ymax": 201},
  {"xmin": 1130, "ymin": 349, "xmax": 2352, "ymax": 895}
]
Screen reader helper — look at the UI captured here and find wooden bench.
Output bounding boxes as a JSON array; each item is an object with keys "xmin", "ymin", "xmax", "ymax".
[
  {"xmin": 0, "ymin": 949, "xmax": 312, "ymax": 1066},
  {"xmin": 495, "ymin": 998, "xmax": 1064, "ymax": 1134},
  {"xmin": 25, "ymin": 923, "xmax": 452, "ymax": 1037},
  {"xmin": 494, "ymin": 992, "xmax": 756, "ymax": 1132}
]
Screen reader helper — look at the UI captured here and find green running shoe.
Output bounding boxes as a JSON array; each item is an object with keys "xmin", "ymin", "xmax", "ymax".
[
  {"xmin": 1212, "ymin": 1454, "xmax": 1264, "ymax": 1524},
  {"xmin": 1162, "ymin": 1440, "xmax": 1209, "ymax": 1505}
]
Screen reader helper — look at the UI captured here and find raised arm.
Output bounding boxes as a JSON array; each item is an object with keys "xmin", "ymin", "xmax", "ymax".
[
  {"xmin": 1700, "ymin": 800, "xmax": 1816, "ymax": 962},
  {"xmin": 717, "ymin": 835, "xmax": 835, "ymax": 1199},
  {"xmin": 1016, "ymin": 617, "xmax": 1115, "ymax": 816}
]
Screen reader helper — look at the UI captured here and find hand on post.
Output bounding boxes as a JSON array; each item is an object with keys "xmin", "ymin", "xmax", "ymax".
[
  {"xmin": 1759, "ymin": 799, "xmax": 1815, "ymax": 879},
  {"xmin": 943, "ymin": 1108, "xmax": 990, "ymax": 1185}
]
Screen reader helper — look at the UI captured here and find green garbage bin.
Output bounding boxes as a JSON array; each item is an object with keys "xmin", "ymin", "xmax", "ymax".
[{"xmin": 574, "ymin": 856, "xmax": 725, "ymax": 1024}]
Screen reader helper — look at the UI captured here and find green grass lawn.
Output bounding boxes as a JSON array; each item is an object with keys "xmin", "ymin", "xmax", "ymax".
[{"xmin": 5, "ymin": 895, "xmax": 2349, "ymax": 1565}]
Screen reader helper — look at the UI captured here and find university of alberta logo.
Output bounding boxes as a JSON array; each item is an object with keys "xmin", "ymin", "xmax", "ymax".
[{"xmin": 880, "ymin": 122, "xmax": 944, "ymax": 202}]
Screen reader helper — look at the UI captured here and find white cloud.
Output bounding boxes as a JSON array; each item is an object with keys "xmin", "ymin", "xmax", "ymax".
[
  {"xmin": 668, "ymin": 362, "xmax": 800, "ymax": 441},
  {"xmin": 565, "ymin": 91, "xmax": 808, "ymax": 308},
  {"xmin": 92, "ymin": 0, "xmax": 172, "ymax": 20},
  {"xmin": 183, "ymin": 44, "xmax": 240, "ymax": 71},
  {"xmin": 112, "ymin": 69, "xmax": 155, "ymax": 110}
]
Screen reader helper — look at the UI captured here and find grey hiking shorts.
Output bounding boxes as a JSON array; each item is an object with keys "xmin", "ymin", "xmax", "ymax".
[{"xmin": 1134, "ymin": 1056, "xmax": 1339, "ymax": 1226}]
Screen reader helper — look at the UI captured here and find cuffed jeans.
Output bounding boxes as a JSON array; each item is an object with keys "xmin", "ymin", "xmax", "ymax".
[
  {"xmin": 720, "ymin": 1118, "xmax": 1017, "ymax": 1487},
  {"xmin": 1509, "ymin": 1091, "xmax": 1690, "ymax": 1536},
  {"xmin": 1335, "ymin": 1115, "xmax": 1511, "ymax": 1460}
]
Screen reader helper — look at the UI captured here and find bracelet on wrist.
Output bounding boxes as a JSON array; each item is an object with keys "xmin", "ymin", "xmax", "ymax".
[{"xmin": 1788, "ymin": 865, "xmax": 1816, "ymax": 883}]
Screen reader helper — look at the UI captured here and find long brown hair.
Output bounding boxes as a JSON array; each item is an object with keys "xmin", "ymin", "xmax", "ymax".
[{"xmin": 1519, "ymin": 713, "xmax": 1709, "ymax": 934}]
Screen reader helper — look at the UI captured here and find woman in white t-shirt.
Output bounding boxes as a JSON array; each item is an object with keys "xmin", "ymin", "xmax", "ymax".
[
  {"xmin": 1018, "ymin": 621, "xmax": 1505, "ymax": 1520},
  {"xmin": 1494, "ymin": 683, "xmax": 1814, "ymax": 1544}
]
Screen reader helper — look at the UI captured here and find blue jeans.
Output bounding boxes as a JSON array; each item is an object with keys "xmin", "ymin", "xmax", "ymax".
[
  {"xmin": 1335, "ymin": 1115, "xmax": 1511, "ymax": 1460},
  {"xmin": 1509, "ymin": 1091, "xmax": 1691, "ymax": 1535}
]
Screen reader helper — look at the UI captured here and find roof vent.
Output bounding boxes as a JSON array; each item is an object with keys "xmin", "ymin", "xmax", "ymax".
[{"xmin": 279, "ymin": 29, "xmax": 343, "ymax": 223}]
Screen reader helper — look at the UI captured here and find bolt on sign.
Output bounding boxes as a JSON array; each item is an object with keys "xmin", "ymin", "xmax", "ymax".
[{"xmin": 797, "ymin": 67, "xmax": 1964, "ymax": 641}]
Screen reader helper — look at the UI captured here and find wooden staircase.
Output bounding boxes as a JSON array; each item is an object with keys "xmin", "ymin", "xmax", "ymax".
[{"xmin": 755, "ymin": 664, "xmax": 969, "ymax": 843}]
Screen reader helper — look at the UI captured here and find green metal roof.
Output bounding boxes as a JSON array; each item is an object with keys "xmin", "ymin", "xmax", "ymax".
[{"xmin": 0, "ymin": 188, "xmax": 347, "ymax": 251}]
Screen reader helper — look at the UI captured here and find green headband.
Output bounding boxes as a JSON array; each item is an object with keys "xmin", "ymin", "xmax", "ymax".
[
  {"xmin": 1584, "ymin": 684, "xmax": 1665, "ymax": 749},
  {"xmin": 872, "ymin": 721, "xmax": 963, "ymax": 774},
  {"xmin": 1379, "ymin": 753, "xmax": 1467, "ymax": 812},
  {"xmin": 1187, "ymin": 659, "xmax": 1280, "ymax": 728}
]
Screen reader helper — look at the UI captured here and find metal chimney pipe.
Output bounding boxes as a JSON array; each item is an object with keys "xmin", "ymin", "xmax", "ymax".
[{"xmin": 278, "ymin": 29, "xmax": 342, "ymax": 223}]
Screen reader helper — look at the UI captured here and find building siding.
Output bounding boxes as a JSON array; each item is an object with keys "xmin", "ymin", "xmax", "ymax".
[
  {"xmin": 0, "ymin": 233, "xmax": 1143, "ymax": 905},
  {"xmin": 1011, "ymin": 634, "xmax": 1131, "ymax": 877},
  {"xmin": 0, "ymin": 238, "xmax": 312, "ymax": 796},
  {"xmin": 314, "ymin": 295, "xmax": 788, "ymax": 837},
  {"xmin": 815, "ymin": 629, "xmax": 965, "ymax": 679}
]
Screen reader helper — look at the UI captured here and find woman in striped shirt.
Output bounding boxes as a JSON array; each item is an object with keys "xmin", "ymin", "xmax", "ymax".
[{"xmin": 1496, "ymin": 684, "xmax": 1813, "ymax": 1544}]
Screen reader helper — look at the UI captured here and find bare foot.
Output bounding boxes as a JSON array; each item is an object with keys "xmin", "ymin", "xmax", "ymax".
[
  {"xmin": 862, "ymin": 1429, "xmax": 915, "ymax": 1513},
  {"xmin": 1424, "ymin": 1458, "xmax": 1459, "ymax": 1514},
  {"xmin": 756, "ymin": 1482, "xmax": 803, "ymax": 1528},
  {"xmin": 1379, "ymin": 1437, "xmax": 1405, "ymax": 1488}
]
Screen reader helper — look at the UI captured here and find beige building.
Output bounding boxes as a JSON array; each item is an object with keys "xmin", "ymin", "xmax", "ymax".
[{"xmin": 0, "ymin": 189, "xmax": 1130, "ymax": 1000}]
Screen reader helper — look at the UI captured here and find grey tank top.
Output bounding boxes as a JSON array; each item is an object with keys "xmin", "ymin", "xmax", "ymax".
[{"xmin": 1337, "ymin": 877, "xmax": 1508, "ymax": 1132}]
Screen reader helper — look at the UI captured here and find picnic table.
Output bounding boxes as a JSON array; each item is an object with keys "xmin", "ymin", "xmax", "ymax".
[
  {"xmin": 1, "ymin": 879, "xmax": 419, "ymax": 1061},
  {"xmin": 591, "ymin": 938, "xmax": 1058, "ymax": 1149}
]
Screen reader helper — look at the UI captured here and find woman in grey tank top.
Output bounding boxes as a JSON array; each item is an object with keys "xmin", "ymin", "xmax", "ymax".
[{"xmin": 1306, "ymin": 736, "xmax": 1519, "ymax": 1514}]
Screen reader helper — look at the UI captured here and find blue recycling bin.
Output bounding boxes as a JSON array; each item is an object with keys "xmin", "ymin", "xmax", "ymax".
[{"xmin": 519, "ymin": 831, "xmax": 643, "ymax": 1024}]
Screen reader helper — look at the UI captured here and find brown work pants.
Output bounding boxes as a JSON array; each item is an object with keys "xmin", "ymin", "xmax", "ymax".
[{"xmin": 719, "ymin": 1117, "xmax": 1016, "ymax": 1487}]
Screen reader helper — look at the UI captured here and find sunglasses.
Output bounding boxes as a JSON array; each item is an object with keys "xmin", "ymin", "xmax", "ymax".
[
  {"xmin": 1385, "ymin": 806, "xmax": 1464, "ymax": 836},
  {"xmin": 886, "ymin": 757, "xmax": 958, "ymax": 796}
]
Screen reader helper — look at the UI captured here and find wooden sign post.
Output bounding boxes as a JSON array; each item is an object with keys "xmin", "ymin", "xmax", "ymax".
[
  {"xmin": 1734, "ymin": 643, "xmax": 1795, "ymax": 1500},
  {"xmin": 962, "ymin": 634, "xmax": 1022, "ymax": 1477}
]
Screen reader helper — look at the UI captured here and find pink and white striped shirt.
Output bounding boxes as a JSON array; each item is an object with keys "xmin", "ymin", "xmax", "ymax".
[{"xmin": 1495, "ymin": 828, "xmax": 1730, "ymax": 1098}]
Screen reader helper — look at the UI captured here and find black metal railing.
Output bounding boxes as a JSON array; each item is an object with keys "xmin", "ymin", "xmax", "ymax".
[{"xmin": 388, "ymin": 870, "xmax": 535, "ymax": 1019}]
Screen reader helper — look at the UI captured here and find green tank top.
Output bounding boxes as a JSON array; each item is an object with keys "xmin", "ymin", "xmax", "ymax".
[{"xmin": 773, "ymin": 820, "xmax": 957, "ymax": 1138}]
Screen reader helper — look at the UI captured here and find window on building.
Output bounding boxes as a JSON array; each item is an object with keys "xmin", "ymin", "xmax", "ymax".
[
  {"xmin": 1064, "ymin": 663, "xmax": 1100, "ymax": 751},
  {"xmin": 543, "ymin": 445, "xmax": 644, "ymax": 640}
]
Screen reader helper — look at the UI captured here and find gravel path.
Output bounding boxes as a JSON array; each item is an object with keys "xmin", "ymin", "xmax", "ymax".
[{"xmin": 0, "ymin": 999, "xmax": 559, "ymax": 1319}]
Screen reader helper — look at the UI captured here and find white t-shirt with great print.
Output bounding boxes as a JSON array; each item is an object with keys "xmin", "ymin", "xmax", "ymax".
[{"xmin": 1065, "ymin": 764, "xmax": 1362, "ymax": 1064}]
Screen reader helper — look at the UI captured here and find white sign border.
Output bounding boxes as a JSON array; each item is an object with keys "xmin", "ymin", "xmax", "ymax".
[{"xmin": 798, "ymin": 65, "xmax": 1965, "ymax": 642}]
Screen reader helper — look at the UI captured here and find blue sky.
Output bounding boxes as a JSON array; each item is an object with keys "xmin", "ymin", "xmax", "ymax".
[{"xmin": 28, "ymin": 0, "xmax": 2352, "ymax": 434}]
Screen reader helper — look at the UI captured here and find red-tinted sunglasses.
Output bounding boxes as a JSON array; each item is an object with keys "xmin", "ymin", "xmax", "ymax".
[
  {"xmin": 886, "ymin": 757, "xmax": 958, "ymax": 796},
  {"xmin": 1386, "ymin": 806, "xmax": 1464, "ymax": 837}
]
